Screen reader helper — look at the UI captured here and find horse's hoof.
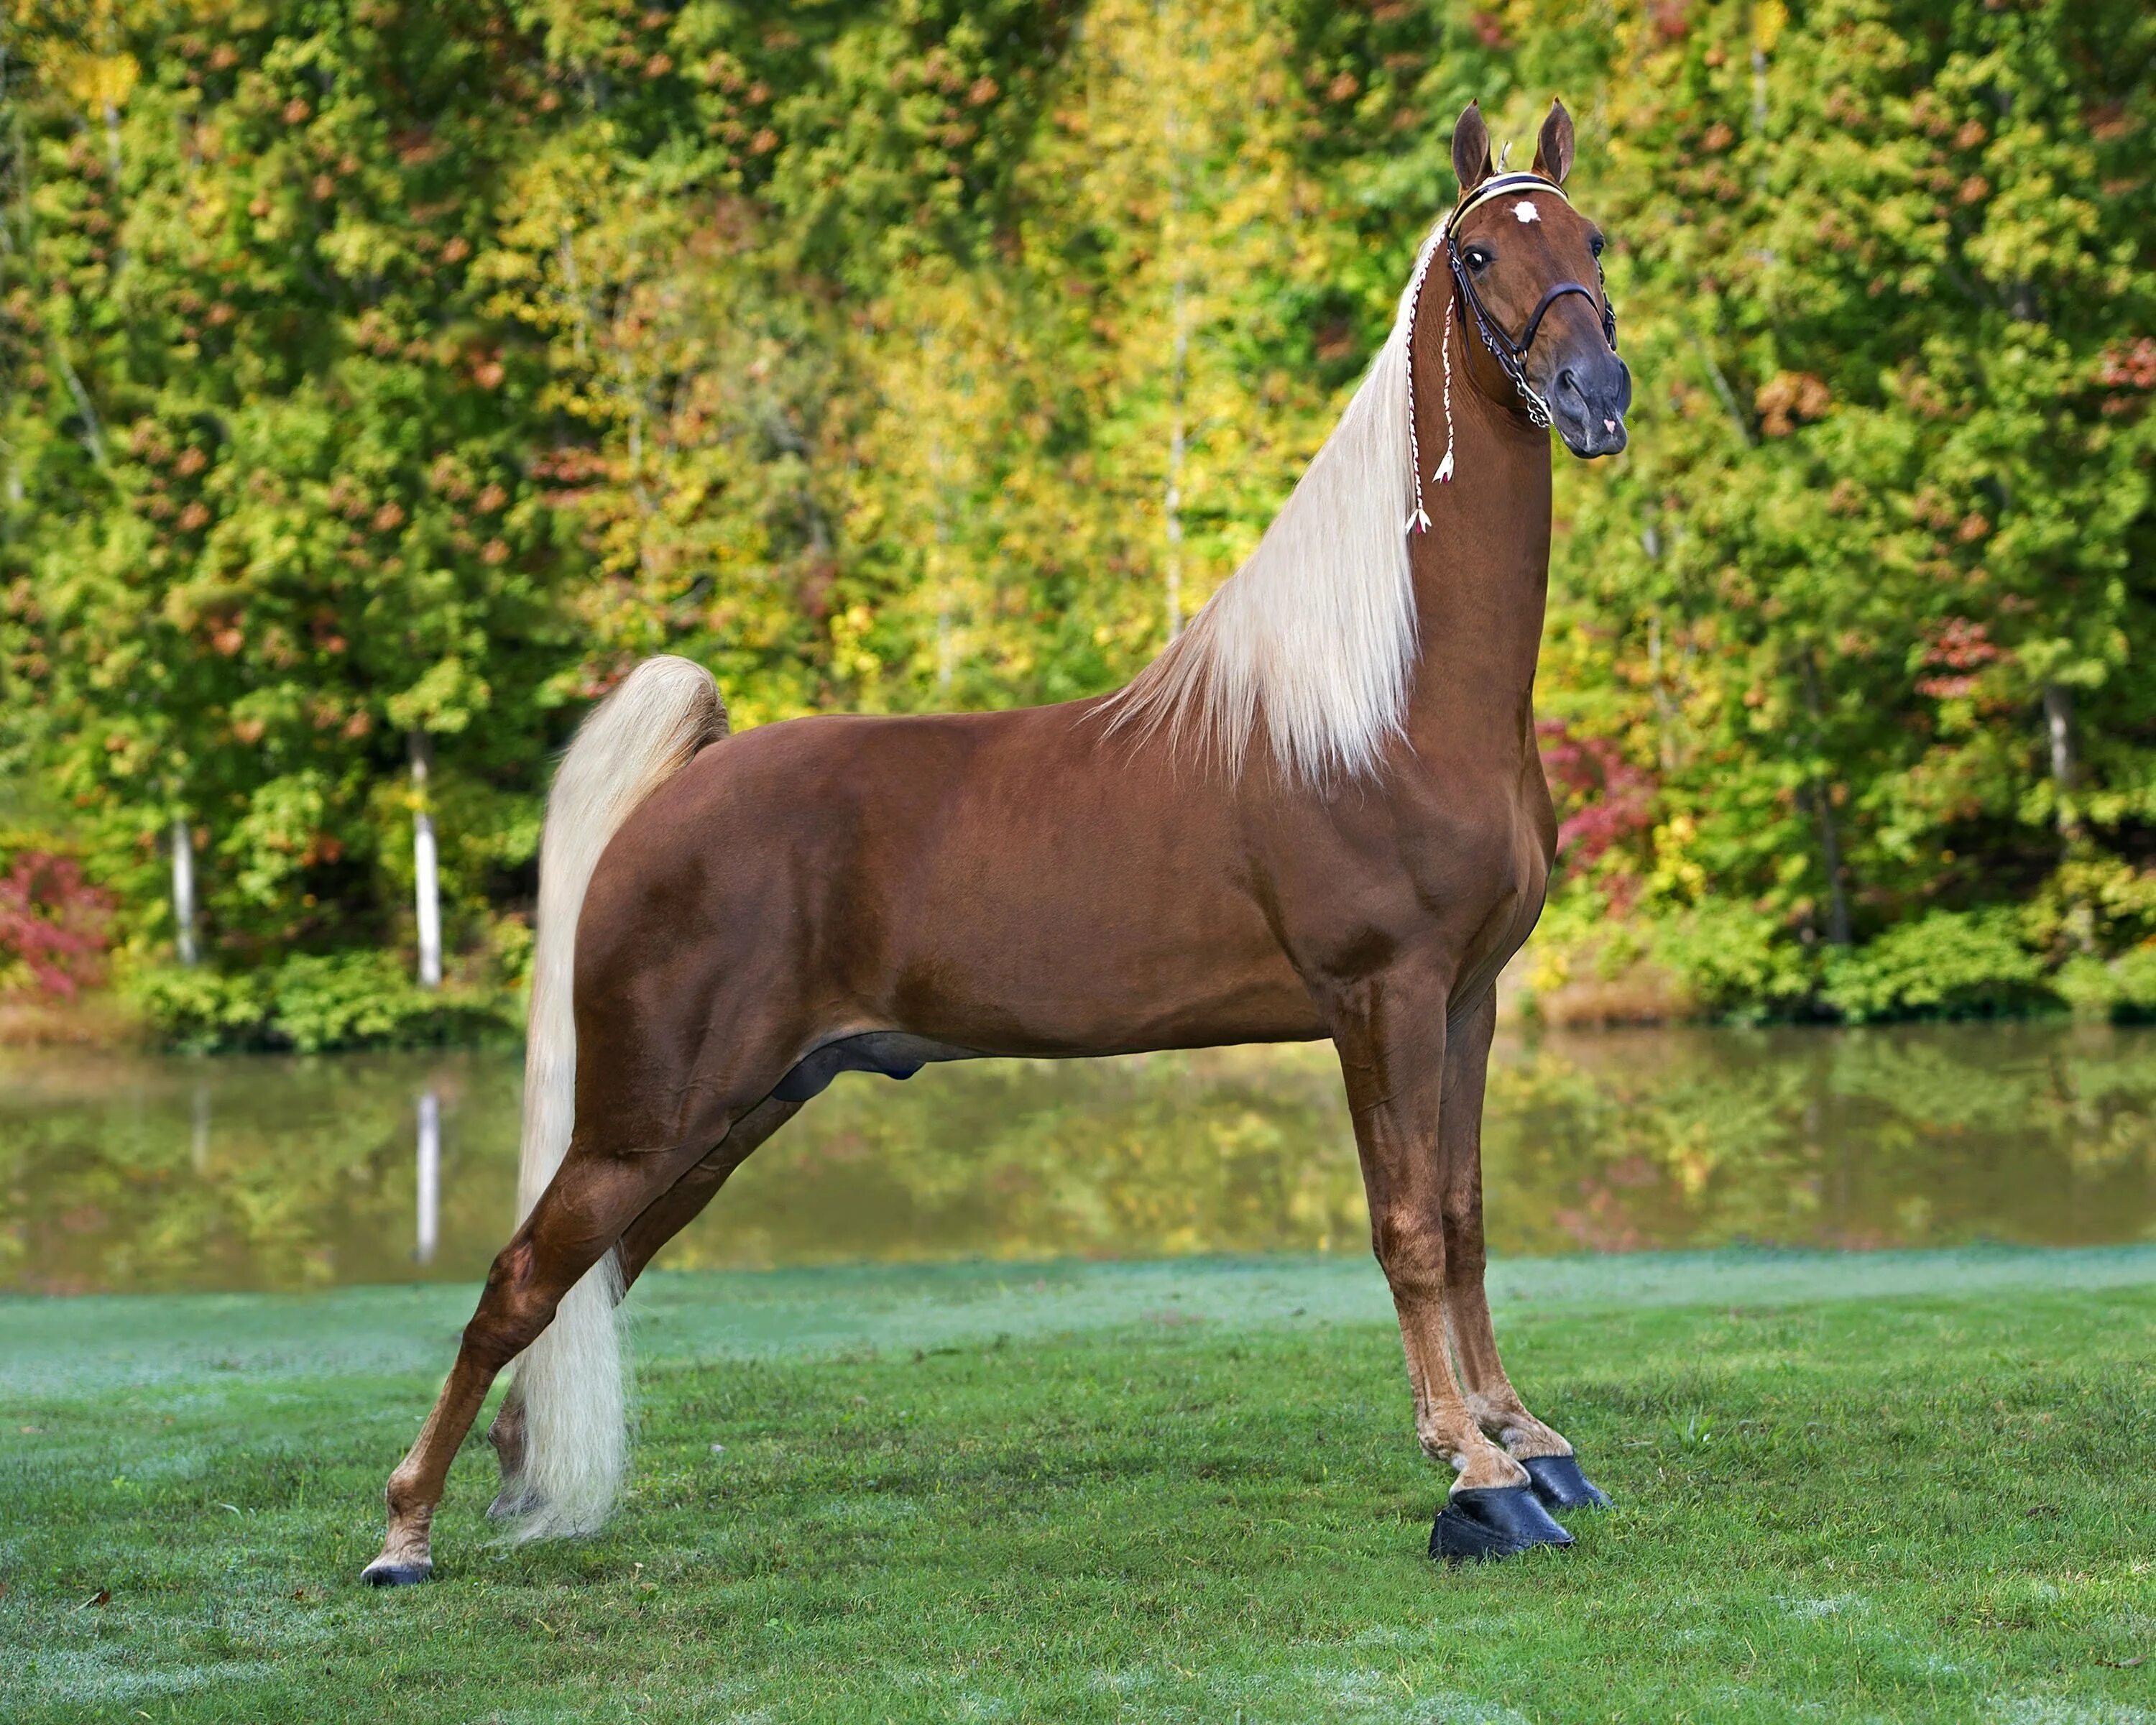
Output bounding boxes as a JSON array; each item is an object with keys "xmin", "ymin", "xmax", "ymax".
[
  {"xmin": 359, "ymin": 1558, "xmax": 433, "ymax": 1587},
  {"xmin": 1429, "ymin": 1484, "xmax": 1573, "ymax": 1563},
  {"xmin": 1523, "ymin": 1453, "xmax": 1613, "ymax": 1512},
  {"xmin": 487, "ymin": 1484, "xmax": 535, "ymax": 1521}
]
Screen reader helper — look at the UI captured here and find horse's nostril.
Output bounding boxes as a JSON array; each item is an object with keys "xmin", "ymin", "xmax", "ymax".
[{"xmin": 1557, "ymin": 367, "xmax": 1580, "ymax": 396}]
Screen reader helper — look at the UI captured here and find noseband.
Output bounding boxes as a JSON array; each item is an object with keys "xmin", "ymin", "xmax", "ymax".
[{"xmin": 1444, "ymin": 172, "xmax": 1619, "ymax": 430}]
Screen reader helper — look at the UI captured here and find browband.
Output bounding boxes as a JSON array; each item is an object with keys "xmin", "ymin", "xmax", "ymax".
[{"xmin": 1450, "ymin": 170, "xmax": 1572, "ymax": 225}]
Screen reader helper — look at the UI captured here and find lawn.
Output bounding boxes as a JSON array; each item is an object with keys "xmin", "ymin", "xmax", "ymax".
[{"xmin": 4, "ymin": 1248, "xmax": 2155, "ymax": 1723}]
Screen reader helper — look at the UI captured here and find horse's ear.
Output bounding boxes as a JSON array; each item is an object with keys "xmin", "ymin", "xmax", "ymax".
[
  {"xmin": 1532, "ymin": 98, "xmax": 1575, "ymax": 185},
  {"xmin": 1452, "ymin": 101, "xmax": 1493, "ymax": 198}
]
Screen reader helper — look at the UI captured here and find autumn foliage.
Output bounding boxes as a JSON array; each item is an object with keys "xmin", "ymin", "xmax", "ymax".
[
  {"xmin": 1, "ymin": 0, "xmax": 2152, "ymax": 1025},
  {"xmin": 0, "ymin": 851, "xmax": 114, "ymax": 999}
]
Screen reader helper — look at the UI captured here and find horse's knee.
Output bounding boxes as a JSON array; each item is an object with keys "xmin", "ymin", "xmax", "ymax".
[{"xmin": 1370, "ymin": 1207, "xmax": 1446, "ymax": 1297}]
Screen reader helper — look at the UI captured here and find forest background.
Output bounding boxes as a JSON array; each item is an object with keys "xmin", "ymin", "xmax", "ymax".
[{"xmin": 1, "ymin": 0, "xmax": 2152, "ymax": 1049}]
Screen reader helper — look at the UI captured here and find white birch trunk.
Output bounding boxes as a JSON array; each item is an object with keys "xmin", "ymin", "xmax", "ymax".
[
  {"xmin": 170, "ymin": 816, "xmax": 198, "ymax": 966},
  {"xmin": 410, "ymin": 732, "xmax": 441, "ymax": 990},
  {"xmin": 2043, "ymin": 681, "xmax": 2076, "ymax": 802}
]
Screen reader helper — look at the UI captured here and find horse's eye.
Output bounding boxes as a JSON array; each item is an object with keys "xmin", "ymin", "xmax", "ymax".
[
  {"xmin": 1464, "ymin": 246, "xmax": 1493, "ymax": 272},
  {"xmin": 1588, "ymin": 232, "xmax": 1606, "ymax": 259}
]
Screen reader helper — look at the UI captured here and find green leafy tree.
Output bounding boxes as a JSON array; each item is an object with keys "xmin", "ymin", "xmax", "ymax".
[{"xmin": 4, "ymin": 0, "xmax": 2153, "ymax": 1038}]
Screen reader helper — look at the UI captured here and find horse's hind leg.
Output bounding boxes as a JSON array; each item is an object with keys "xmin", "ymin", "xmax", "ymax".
[
  {"xmin": 1439, "ymin": 990, "xmax": 1611, "ymax": 1513},
  {"xmin": 611, "ymin": 1098, "xmax": 802, "ymax": 1282},
  {"xmin": 362, "ymin": 1126, "xmax": 725, "ymax": 1584},
  {"xmin": 484, "ymin": 1098, "xmax": 802, "ymax": 1512}
]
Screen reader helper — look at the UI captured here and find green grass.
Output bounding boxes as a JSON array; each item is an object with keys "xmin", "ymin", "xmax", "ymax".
[{"xmin": 4, "ymin": 1250, "xmax": 2155, "ymax": 1723}]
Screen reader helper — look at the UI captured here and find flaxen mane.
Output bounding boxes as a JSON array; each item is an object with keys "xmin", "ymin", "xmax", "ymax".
[{"xmin": 1103, "ymin": 218, "xmax": 1451, "ymax": 786}]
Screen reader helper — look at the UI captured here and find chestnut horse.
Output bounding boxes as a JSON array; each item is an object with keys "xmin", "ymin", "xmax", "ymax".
[{"xmin": 364, "ymin": 97, "xmax": 1632, "ymax": 1583}]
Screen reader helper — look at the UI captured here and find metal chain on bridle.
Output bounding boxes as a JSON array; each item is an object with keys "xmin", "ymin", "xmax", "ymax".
[{"xmin": 1404, "ymin": 170, "xmax": 1620, "ymax": 533}]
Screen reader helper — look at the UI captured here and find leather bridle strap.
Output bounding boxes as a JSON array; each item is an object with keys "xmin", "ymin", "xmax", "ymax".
[{"xmin": 1475, "ymin": 276, "xmax": 1613, "ymax": 364}]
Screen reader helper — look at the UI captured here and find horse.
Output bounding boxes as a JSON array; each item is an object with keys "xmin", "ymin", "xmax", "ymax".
[{"xmin": 361, "ymin": 95, "xmax": 1633, "ymax": 1584}]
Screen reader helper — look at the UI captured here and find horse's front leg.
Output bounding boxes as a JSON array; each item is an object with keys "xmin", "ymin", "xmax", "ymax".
[
  {"xmin": 1438, "ymin": 990, "xmax": 1612, "ymax": 1513},
  {"xmin": 1328, "ymin": 970, "xmax": 1575, "ymax": 1563}
]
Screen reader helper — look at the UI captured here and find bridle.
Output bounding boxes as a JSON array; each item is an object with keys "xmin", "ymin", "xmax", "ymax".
[
  {"xmin": 1401, "ymin": 168, "xmax": 1623, "ymax": 533},
  {"xmin": 1444, "ymin": 171, "xmax": 1619, "ymax": 430}
]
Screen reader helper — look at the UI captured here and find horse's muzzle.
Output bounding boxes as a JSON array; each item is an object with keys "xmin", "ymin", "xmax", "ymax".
[{"xmin": 1550, "ymin": 351, "xmax": 1631, "ymax": 459}]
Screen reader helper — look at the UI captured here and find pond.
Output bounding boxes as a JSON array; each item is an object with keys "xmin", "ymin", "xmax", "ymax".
[{"xmin": 4, "ymin": 1021, "xmax": 2155, "ymax": 1295}]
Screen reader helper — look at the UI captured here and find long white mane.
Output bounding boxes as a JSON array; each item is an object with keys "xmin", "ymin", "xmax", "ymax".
[{"xmin": 1104, "ymin": 218, "xmax": 1449, "ymax": 786}]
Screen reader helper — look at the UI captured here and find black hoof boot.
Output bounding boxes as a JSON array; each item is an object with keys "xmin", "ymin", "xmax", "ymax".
[
  {"xmin": 359, "ymin": 1559, "xmax": 433, "ymax": 1587},
  {"xmin": 1523, "ymin": 1453, "xmax": 1613, "ymax": 1512},
  {"xmin": 1429, "ymin": 1484, "xmax": 1573, "ymax": 1563}
]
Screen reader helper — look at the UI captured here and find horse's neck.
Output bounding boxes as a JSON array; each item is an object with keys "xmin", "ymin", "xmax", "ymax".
[{"xmin": 1401, "ymin": 346, "xmax": 1553, "ymax": 766}]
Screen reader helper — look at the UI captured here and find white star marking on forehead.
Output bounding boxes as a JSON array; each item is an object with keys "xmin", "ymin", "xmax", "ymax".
[{"xmin": 1512, "ymin": 199, "xmax": 1542, "ymax": 224}]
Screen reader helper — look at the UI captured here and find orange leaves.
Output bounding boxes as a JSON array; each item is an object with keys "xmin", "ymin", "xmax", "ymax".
[
  {"xmin": 1923, "ymin": 617, "xmax": 2001, "ymax": 671},
  {"xmin": 1754, "ymin": 372, "xmax": 1830, "ymax": 437},
  {"xmin": 393, "ymin": 129, "xmax": 442, "ymax": 168},
  {"xmin": 2097, "ymin": 338, "xmax": 2156, "ymax": 391}
]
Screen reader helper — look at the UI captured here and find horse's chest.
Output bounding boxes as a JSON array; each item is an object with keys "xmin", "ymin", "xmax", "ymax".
[
  {"xmin": 1272, "ymin": 791, "xmax": 1551, "ymax": 982},
  {"xmin": 1450, "ymin": 816, "xmax": 1548, "ymax": 945}
]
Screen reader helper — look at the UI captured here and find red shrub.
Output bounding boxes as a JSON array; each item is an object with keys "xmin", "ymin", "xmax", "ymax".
[
  {"xmin": 0, "ymin": 852, "xmax": 115, "ymax": 998},
  {"xmin": 1537, "ymin": 719, "xmax": 1658, "ymax": 908}
]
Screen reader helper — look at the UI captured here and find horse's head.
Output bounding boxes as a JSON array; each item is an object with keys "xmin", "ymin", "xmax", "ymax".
[{"xmin": 1446, "ymin": 100, "xmax": 1631, "ymax": 459}]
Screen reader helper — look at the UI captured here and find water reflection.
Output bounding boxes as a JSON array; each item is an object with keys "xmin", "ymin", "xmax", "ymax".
[
  {"xmin": 4, "ymin": 1022, "xmax": 2155, "ymax": 1294},
  {"xmin": 415, "ymin": 1089, "xmax": 441, "ymax": 1267}
]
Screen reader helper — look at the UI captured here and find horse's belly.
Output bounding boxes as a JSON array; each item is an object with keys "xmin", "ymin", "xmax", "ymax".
[{"xmin": 885, "ymin": 863, "xmax": 1322, "ymax": 1055}]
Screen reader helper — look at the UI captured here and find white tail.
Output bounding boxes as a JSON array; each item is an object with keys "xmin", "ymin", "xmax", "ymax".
[{"xmin": 502, "ymin": 656, "xmax": 727, "ymax": 1540}]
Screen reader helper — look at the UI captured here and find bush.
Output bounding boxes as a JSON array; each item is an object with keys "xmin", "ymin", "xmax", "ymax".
[
  {"xmin": 0, "ymin": 847, "xmax": 114, "ymax": 998},
  {"xmin": 270, "ymin": 952, "xmax": 510, "ymax": 1053},
  {"xmin": 2050, "ymin": 946, "xmax": 2156, "ymax": 1024},
  {"xmin": 2111, "ymin": 947, "xmax": 2156, "ymax": 1021},
  {"xmin": 126, "ymin": 965, "xmax": 274, "ymax": 1052},
  {"xmin": 1822, "ymin": 909, "xmax": 2052, "ymax": 1023},
  {"xmin": 1651, "ymin": 901, "xmax": 1818, "ymax": 1023},
  {"xmin": 129, "ymin": 950, "xmax": 517, "ymax": 1053}
]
